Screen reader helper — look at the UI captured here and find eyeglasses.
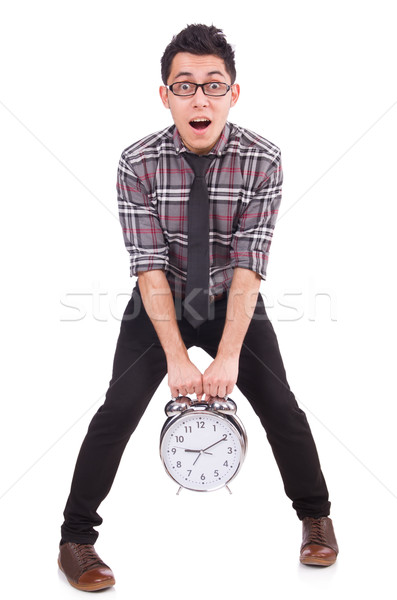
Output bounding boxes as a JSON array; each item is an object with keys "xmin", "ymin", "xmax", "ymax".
[{"xmin": 167, "ymin": 81, "xmax": 231, "ymax": 97}]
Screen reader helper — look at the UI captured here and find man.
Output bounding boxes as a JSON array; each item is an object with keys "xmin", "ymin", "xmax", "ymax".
[{"xmin": 58, "ymin": 24, "xmax": 338, "ymax": 591}]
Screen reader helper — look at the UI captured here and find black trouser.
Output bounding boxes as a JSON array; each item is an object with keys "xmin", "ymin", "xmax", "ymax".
[{"xmin": 61, "ymin": 286, "xmax": 330, "ymax": 545}]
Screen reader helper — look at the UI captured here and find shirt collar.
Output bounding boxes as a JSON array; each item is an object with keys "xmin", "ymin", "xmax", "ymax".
[{"xmin": 172, "ymin": 122, "xmax": 231, "ymax": 157}]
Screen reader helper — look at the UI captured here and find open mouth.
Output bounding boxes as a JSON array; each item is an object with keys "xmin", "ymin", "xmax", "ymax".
[{"xmin": 189, "ymin": 118, "xmax": 211, "ymax": 131}]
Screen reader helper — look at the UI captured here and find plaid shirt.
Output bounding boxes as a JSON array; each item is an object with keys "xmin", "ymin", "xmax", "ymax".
[{"xmin": 116, "ymin": 122, "xmax": 282, "ymax": 297}]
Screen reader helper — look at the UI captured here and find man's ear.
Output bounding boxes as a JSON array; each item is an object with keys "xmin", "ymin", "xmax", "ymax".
[
  {"xmin": 159, "ymin": 86, "xmax": 170, "ymax": 109},
  {"xmin": 230, "ymin": 84, "xmax": 240, "ymax": 108}
]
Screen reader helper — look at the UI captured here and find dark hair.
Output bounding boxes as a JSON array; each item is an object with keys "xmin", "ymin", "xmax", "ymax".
[{"xmin": 161, "ymin": 24, "xmax": 236, "ymax": 85}]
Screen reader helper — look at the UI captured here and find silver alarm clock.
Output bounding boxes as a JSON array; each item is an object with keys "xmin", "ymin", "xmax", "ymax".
[{"xmin": 159, "ymin": 396, "xmax": 247, "ymax": 492}]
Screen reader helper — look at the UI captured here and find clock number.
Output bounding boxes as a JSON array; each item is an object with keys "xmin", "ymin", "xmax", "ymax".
[
  {"xmin": 201, "ymin": 473, "xmax": 206, "ymax": 481},
  {"xmin": 175, "ymin": 436, "xmax": 184, "ymax": 443},
  {"xmin": 187, "ymin": 470, "xmax": 192, "ymax": 476},
  {"xmin": 197, "ymin": 421, "xmax": 205, "ymax": 429},
  {"xmin": 176, "ymin": 461, "xmax": 182, "ymax": 468},
  {"xmin": 214, "ymin": 470, "xmax": 219, "ymax": 477},
  {"xmin": 184, "ymin": 425, "xmax": 192, "ymax": 433},
  {"xmin": 227, "ymin": 447, "xmax": 233, "ymax": 454},
  {"xmin": 171, "ymin": 448, "xmax": 176, "ymax": 454},
  {"xmin": 223, "ymin": 460, "xmax": 229, "ymax": 467},
  {"xmin": 213, "ymin": 425, "xmax": 217, "ymax": 431}
]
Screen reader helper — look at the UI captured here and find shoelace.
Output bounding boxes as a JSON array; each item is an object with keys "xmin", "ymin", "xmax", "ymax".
[
  {"xmin": 307, "ymin": 518, "xmax": 327, "ymax": 545},
  {"xmin": 71, "ymin": 543, "xmax": 106, "ymax": 570}
]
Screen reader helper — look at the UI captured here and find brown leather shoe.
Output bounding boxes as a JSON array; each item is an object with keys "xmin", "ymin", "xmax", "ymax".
[
  {"xmin": 58, "ymin": 542, "xmax": 115, "ymax": 591},
  {"xmin": 300, "ymin": 517, "xmax": 339, "ymax": 567}
]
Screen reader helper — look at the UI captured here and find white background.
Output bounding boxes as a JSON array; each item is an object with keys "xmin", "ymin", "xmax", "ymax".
[{"xmin": 1, "ymin": 0, "xmax": 396, "ymax": 597}]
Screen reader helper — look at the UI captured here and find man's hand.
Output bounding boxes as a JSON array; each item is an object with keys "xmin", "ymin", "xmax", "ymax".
[
  {"xmin": 167, "ymin": 356, "xmax": 204, "ymax": 399},
  {"xmin": 138, "ymin": 270, "xmax": 205, "ymax": 400},
  {"xmin": 202, "ymin": 353, "xmax": 239, "ymax": 400},
  {"xmin": 203, "ymin": 268, "xmax": 261, "ymax": 400}
]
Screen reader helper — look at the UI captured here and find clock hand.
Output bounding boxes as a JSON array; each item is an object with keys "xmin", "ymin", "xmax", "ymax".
[
  {"xmin": 193, "ymin": 453, "xmax": 202, "ymax": 466},
  {"xmin": 202, "ymin": 435, "xmax": 228, "ymax": 453},
  {"xmin": 192, "ymin": 448, "xmax": 215, "ymax": 466},
  {"xmin": 174, "ymin": 446, "xmax": 211, "ymax": 454},
  {"xmin": 191, "ymin": 437, "xmax": 227, "ymax": 467}
]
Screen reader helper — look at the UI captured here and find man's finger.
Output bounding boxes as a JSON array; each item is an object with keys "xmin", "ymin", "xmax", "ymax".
[{"xmin": 170, "ymin": 386, "xmax": 179, "ymax": 398}]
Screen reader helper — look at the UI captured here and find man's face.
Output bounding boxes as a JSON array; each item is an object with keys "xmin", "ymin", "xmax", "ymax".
[{"xmin": 160, "ymin": 53, "xmax": 240, "ymax": 155}]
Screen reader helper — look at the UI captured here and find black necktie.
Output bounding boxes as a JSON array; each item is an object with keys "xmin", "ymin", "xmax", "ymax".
[{"xmin": 182, "ymin": 153, "xmax": 214, "ymax": 328}]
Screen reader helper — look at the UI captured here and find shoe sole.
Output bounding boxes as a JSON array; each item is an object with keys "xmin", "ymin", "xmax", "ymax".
[
  {"xmin": 300, "ymin": 556, "xmax": 337, "ymax": 567},
  {"xmin": 58, "ymin": 558, "xmax": 116, "ymax": 591}
]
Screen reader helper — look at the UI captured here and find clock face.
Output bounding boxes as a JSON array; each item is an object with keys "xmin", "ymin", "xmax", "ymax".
[{"xmin": 160, "ymin": 411, "xmax": 245, "ymax": 491}]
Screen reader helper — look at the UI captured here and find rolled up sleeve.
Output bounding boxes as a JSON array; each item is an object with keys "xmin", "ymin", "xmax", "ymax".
[
  {"xmin": 117, "ymin": 153, "xmax": 169, "ymax": 276},
  {"xmin": 231, "ymin": 153, "xmax": 283, "ymax": 280}
]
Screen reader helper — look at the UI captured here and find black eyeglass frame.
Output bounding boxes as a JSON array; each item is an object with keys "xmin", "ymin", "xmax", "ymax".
[{"xmin": 166, "ymin": 81, "xmax": 232, "ymax": 97}]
